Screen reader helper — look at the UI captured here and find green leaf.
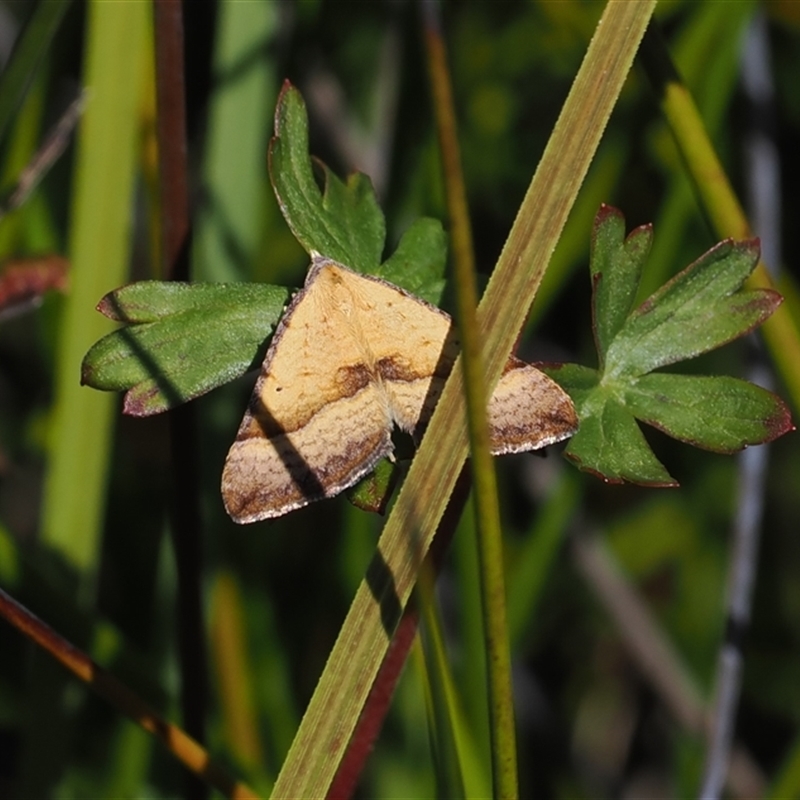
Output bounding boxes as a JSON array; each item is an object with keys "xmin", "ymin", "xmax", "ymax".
[
  {"xmin": 550, "ymin": 362, "xmax": 676, "ymax": 485},
  {"xmin": 346, "ymin": 458, "xmax": 401, "ymax": 515},
  {"xmin": 564, "ymin": 397, "xmax": 677, "ymax": 486},
  {"xmin": 82, "ymin": 282, "xmax": 289, "ymax": 416},
  {"xmin": 94, "ymin": 280, "xmax": 287, "ymax": 323},
  {"xmin": 624, "ymin": 373, "xmax": 793, "ymax": 453},
  {"xmin": 375, "ymin": 217, "xmax": 448, "ymax": 305},
  {"xmin": 591, "ymin": 204, "xmax": 652, "ymax": 366},
  {"xmin": 269, "ymin": 81, "xmax": 385, "ymax": 271},
  {"xmin": 542, "ymin": 361, "xmax": 600, "ymax": 406},
  {"xmin": 544, "ymin": 205, "xmax": 793, "ymax": 486},
  {"xmin": 604, "ymin": 238, "xmax": 780, "ymax": 377}
]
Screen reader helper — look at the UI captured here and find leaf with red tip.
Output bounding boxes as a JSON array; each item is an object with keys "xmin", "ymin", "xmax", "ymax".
[
  {"xmin": 624, "ymin": 373, "xmax": 793, "ymax": 453},
  {"xmin": 544, "ymin": 206, "xmax": 792, "ymax": 485},
  {"xmin": 82, "ymin": 282, "xmax": 290, "ymax": 416}
]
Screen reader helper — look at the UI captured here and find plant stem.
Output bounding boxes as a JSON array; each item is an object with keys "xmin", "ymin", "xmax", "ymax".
[
  {"xmin": 421, "ymin": 1, "xmax": 517, "ymax": 796},
  {"xmin": 42, "ymin": 0, "xmax": 146, "ymax": 589}
]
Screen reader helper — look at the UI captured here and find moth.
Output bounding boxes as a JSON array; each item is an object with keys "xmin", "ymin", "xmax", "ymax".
[{"xmin": 222, "ymin": 255, "xmax": 577, "ymax": 522}]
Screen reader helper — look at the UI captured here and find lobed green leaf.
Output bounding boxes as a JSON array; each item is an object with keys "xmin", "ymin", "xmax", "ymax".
[
  {"xmin": 95, "ymin": 280, "xmax": 289, "ymax": 323},
  {"xmin": 605, "ymin": 239, "xmax": 780, "ymax": 377},
  {"xmin": 545, "ymin": 207, "xmax": 792, "ymax": 485},
  {"xmin": 541, "ymin": 362, "xmax": 599, "ymax": 407},
  {"xmin": 82, "ymin": 282, "xmax": 289, "ymax": 415},
  {"xmin": 82, "ymin": 81, "xmax": 450, "ymax": 423}
]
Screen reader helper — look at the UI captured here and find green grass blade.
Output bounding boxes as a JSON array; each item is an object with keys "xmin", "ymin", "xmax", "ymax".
[
  {"xmin": 41, "ymin": 0, "xmax": 149, "ymax": 582},
  {"xmin": 269, "ymin": 4, "xmax": 657, "ymax": 797},
  {"xmin": 639, "ymin": 1, "xmax": 754, "ymax": 299},
  {"xmin": 101, "ymin": 724, "xmax": 153, "ymax": 799},
  {"xmin": 0, "ymin": 65, "xmax": 44, "ymax": 250}
]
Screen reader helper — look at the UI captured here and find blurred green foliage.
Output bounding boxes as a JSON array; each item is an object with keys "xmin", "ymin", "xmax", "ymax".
[{"xmin": 0, "ymin": 1, "xmax": 799, "ymax": 798}]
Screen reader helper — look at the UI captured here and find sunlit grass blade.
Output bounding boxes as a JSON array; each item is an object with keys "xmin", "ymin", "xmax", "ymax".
[
  {"xmin": 41, "ymin": 1, "xmax": 149, "ymax": 582},
  {"xmin": 639, "ymin": 0, "xmax": 753, "ymax": 299},
  {"xmin": 269, "ymin": 4, "xmax": 657, "ymax": 798}
]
